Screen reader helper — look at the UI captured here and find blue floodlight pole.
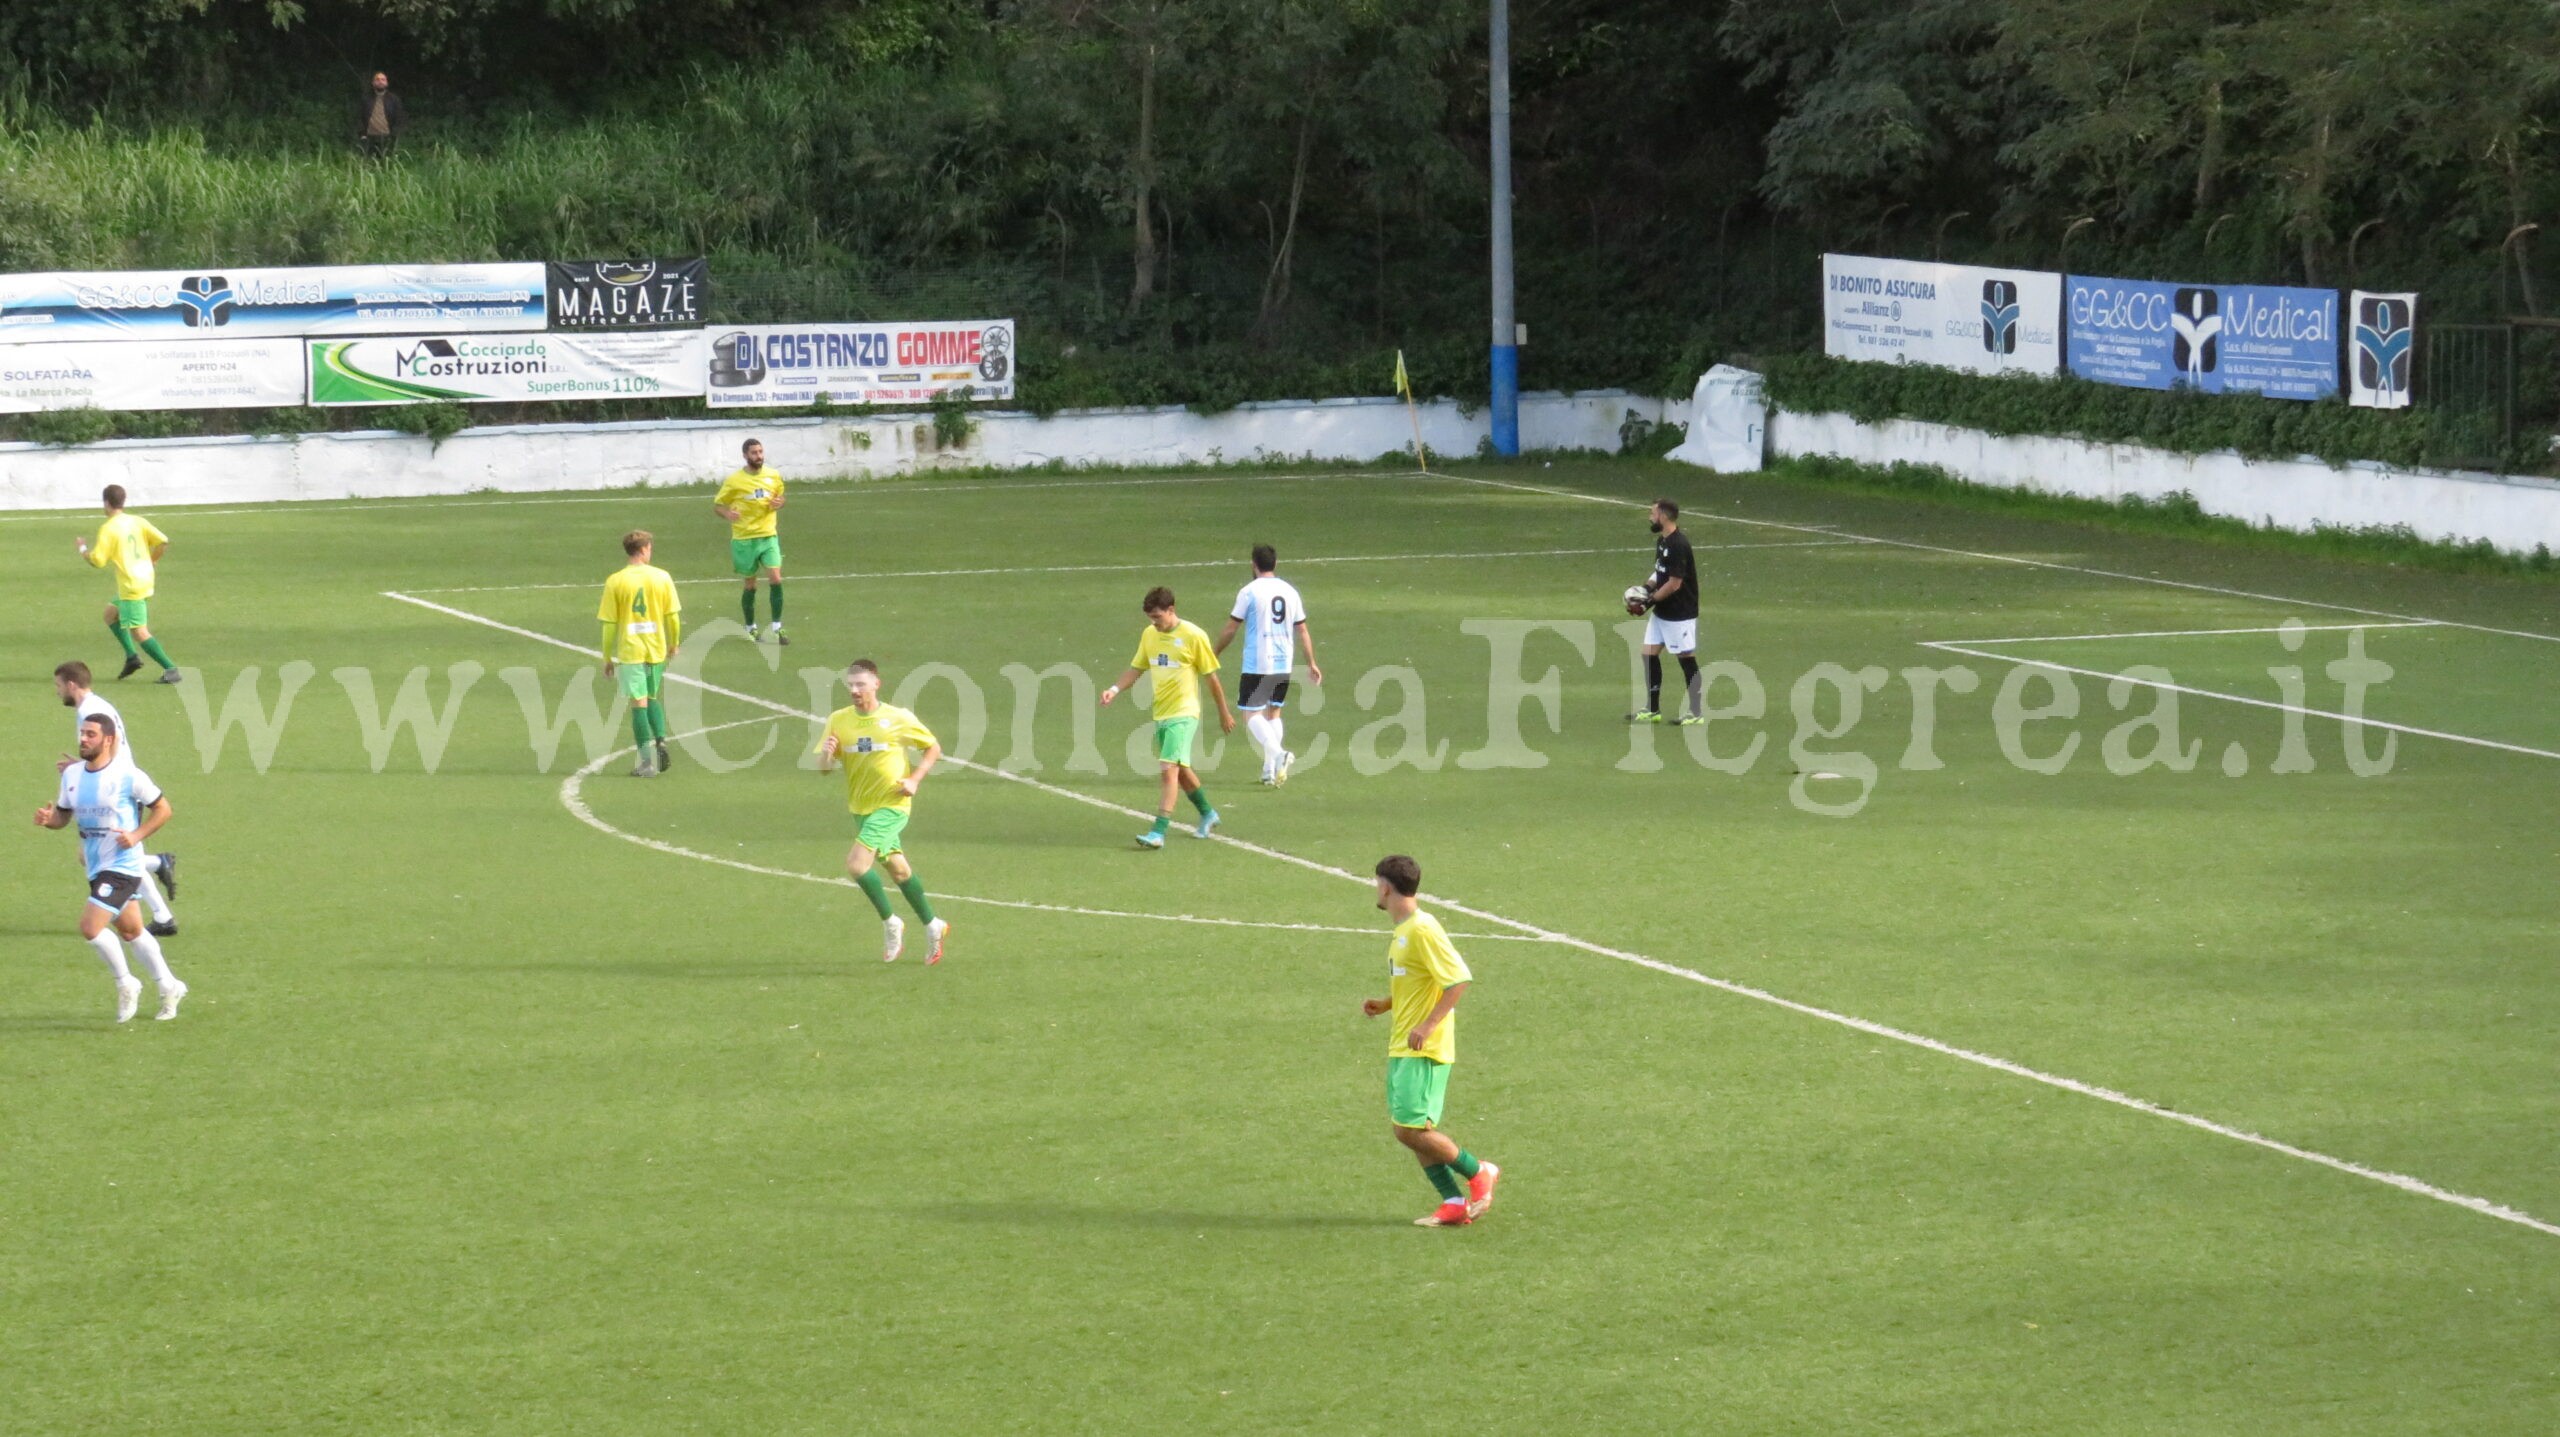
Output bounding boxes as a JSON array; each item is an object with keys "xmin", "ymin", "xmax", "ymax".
[{"xmin": 1489, "ymin": 0, "xmax": 1520, "ymax": 455}]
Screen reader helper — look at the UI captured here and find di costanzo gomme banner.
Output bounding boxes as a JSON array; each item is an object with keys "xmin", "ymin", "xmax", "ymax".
[
  {"xmin": 307, "ymin": 330, "xmax": 706, "ymax": 406},
  {"xmin": 545, "ymin": 259, "xmax": 707, "ymax": 330},
  {"xmin": 2066, "ymin": 276, "xmax": 2340, "ymax": 399},
  {"xmin": 0, "ymin": 264, "xmax": 546, "ymax": 344},
  {"xmin": 1821, "ymin": 254, "xmax": 2062, "ymax": 376},
  {"xmin": 0, "ymin": 337, "xmax": 306, "ymax": 413},
  {"xmin": 703, "ymin": 320, "xmax": 1016, "ymax": 407}
]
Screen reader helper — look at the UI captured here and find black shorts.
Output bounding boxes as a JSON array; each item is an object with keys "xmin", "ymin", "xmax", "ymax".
[
  {"xmin": 1237, "ymin": 673, "xmax": 1292, "ymax": 709},
  {"xmin": 85, "ymin": 870, "xmax": 141, "ymax": 914}
]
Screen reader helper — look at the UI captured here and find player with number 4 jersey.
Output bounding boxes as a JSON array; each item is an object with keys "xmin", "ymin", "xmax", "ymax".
[{"xmin": 599, "ymin": 530, "xmax": 683, "ymax": 777}]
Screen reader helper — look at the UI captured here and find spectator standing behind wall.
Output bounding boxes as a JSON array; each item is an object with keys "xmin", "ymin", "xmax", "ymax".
[{"xmin": 356, "ymin": 72, "xmax": 404, "ymax": 159}]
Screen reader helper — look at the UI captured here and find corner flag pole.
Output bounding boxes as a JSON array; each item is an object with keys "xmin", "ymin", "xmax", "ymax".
[
  {"xmin": 1488, "ymin": 0, "xmax": 1520, "ymax": 456},
  {"xmin": 1395, "ymin": 349, "xmax": 1429, "ymax": 472}
]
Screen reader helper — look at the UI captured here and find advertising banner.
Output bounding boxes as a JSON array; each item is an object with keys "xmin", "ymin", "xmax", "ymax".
[
  {"xmin": 0, "ymin": 264, "xmax": 545, "ymax": 344},
  {"xmin": 546, "ymin": 259, "xmax": 707, "ymax": 330},
  {"xmin": 702, "ymin": 320, "xmax": 1016, "ymax": 407},
  {"xmin": 1821, "ymin": 254, "xmax": 2062, "ymax": 376},
  {"xmin": 2066, "ymin": 276, "xmax": 2340, "ymax": 399},
  {"xmin": 0, "ymin": 337, "xmax": 305, "ymax": 413},
  {"xmin": 306, "ymin": 330, "xmax": 705, "ymax": 406},
  {"xmin": 2349, "ymin": 290, "xmax": 2418, "ymax": 410}
]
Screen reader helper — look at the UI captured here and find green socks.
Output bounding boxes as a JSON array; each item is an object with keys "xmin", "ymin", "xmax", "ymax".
[
  {"xmin": 110, "ymin": 622, "xmax": 140, "ymax": 659},
  {"xmin": 140, "ymin": 637, "xmax": 174, "ymax": 670},
  {"xmin": 1424, "ymin": 1164, "xmax": 1464, "ymax": 1202},
  {"xmin": 740, "ymin": 589, "xmax": 757, "ymax": 626},
  {"xmin": 647, "ymin": 698, "xmax": 669, "ymax": 741},
  {"xmin": 630, "ymin": 707, "xmax": 653, "ymax": 749},
  {"xmin": 767, "ymin": 583, "xmax": 784, "ymax": 623},
  {"xmin": 854, "ymin": 867, "xmax": 893, "ymax": 919},
  {"xmin": 1186, "ymin": 787, "xmax": 1214, "ymax": 817},
  {"xmin": 897, "ymin": 874, "xmax": 936, "ymax": 923},
  {"xmin": 1451, "ymin": 1150, "xmax": 1482, "ymax": 1180},
  {"xmin": 1148, "ymin": 813, "xmax": 1172, "ymax": 838}
]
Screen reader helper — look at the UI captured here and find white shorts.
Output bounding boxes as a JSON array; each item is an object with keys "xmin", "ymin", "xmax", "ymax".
[{"xmin": 1644, "ymin": 614, "xmax": 1699, "ymax": 654}]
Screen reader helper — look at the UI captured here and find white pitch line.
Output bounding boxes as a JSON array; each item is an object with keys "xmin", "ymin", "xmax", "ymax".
[
  {"xmin": 557, "ymin": 716, "xmax": 1540, "ymax": 943},
  {"xmin": 389, "ymin": 586, "xmax": 2560, "ymax": 1242},
  {"xmin": 1444, "ymin": 470, "xmax": 2560, "ymax": 648},
  {"xmin": 1936, "ymin": 620, "xmax": 2443, "ymax": 646},
  {"xmin": 0, "ymin": 466, "xmax": 1449, "ymax": 525},
  {"xmin": 1923, "ymin": 641, "xmax": 2560, "ymax": 763},
  {"xmin": 407, "ymin": 539, "xmax": 1865, "ymax": 595}
]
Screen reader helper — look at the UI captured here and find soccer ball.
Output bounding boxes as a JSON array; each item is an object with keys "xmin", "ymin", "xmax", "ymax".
[{"xmin": 1623, "ymin": 585, "xmax": 1650, "ymax": 616}]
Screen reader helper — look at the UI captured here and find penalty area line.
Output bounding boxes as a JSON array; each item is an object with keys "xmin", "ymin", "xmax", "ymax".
[
  {"xmin": 1921, "ymin": 640, "xmax": 2560, "ymax": 763},
  {"xmin": 386, "ymin": 586, "xmax": 2560, "ymax": 1242},
  {"xmin": 406, "ymin": 539, "xmax": 1865, "ymax": 595}
]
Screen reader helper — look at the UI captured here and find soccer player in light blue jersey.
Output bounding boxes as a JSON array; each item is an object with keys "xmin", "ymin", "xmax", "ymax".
[
  {"xmin": 35, "ymin": 711, "xmax": 186, "ymax": 1022},
  {"xmin": 1212, "ymin": 544, "xmax": 1321, "ymax": 786}
]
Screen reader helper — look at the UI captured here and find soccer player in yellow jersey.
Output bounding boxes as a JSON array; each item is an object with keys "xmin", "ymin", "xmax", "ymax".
[
  {"xmin": 711, "ymin": 437, "xmax": 788, "ymax": 644},
  {"xmin": 598, "ymin": 530, "xmax": 683, "ymax": 777},
  {"xmin": 1364, "ymin": 853, "xmax": 1501, "ymax": 1227},
  {"xmin": 75, "ymin": 485, "xmax": 180, "ymax": 683},
  {"xmin": 1099, "ymin": 586, "xmax": 1236, "ymax": 850},
  {"xmin": 816, "ymin": 659, "xmax": 950, "ymax": 964}
]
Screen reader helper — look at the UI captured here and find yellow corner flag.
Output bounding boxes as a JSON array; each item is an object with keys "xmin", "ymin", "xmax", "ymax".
[{"xmin": 1393, "ymin": 349, "xmax": 1426, "ymax": 471}]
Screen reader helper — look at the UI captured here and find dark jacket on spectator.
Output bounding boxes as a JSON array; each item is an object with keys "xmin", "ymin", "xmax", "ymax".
[{"xmin": 356, "ymin": 88, "xmax": 405, "ymax": 142}]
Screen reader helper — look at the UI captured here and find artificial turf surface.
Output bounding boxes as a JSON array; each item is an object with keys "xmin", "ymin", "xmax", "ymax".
[{"xmin": 2, "ymin": 456, "xmax": 2554, "ymax": 1434}]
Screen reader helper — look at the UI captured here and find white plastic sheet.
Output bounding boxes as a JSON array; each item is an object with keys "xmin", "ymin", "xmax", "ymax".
[{"xmin": 1665, "ymin": 365, "xmax": 1766, "ymax": 472}]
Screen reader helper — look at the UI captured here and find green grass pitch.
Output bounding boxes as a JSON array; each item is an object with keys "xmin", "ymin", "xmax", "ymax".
[{"xmin": 2, "ymin": 457, "xmax": 2555, "ymax": 1433}]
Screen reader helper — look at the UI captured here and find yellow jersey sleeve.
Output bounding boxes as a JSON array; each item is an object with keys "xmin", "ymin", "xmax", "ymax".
[
  {"xmin": 1183, "ymin": 622, "xmax": 1220, "ymax": 675},
  {"xmin": 1408, "ymin": 915, "xmax": 1473, "ymax": 987},
  {"xmin": 891, "ymin": 709, "xmax": 938, "ymax": 752},
  {"xmin": 138, "ymin": 519, "xmax": 168, "ymax": 550},
  {"xmin": 596, "ymin": 572, "xmax": 624, "ymax": 623},
  {"xmin": 87, "ymin": 521, "xmax": 116, "ymax": 569}
]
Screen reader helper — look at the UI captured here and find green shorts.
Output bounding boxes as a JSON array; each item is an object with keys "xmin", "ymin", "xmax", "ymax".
[
  {"xmin": 618, "ymin": 662, "xmax": 665, "ymax": 701},
  {"xmin": 731, "ymin": 535, "xmax": 783, "ymax": 576},
  {"xmin": 854, "ymin": 807, "xmax": 910, "ymax": 856},
  {"xmin": 1387, "ymin": 1056, "xmax": 1451, "ymax": 1130},
  {"xmin": 1154, "ymin": 716, "xmax": 1199, "ymax": 766},
  {"xmin": 114, "ymin": 598, "xmax": 150, "ymax": 628}
]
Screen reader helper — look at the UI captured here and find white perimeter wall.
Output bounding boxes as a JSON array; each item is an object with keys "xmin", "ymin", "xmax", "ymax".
[
  {"xmin": 0, "ymin": 391, "xmax": 1664, "ymax": 512},
  {"xmin": 1770, "ymin": 408, "xmax": 2560, "ymax": 555}
]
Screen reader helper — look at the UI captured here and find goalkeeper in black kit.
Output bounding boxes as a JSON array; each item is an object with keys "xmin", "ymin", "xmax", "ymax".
[{"xmin": 1627, "ymin": 498, "xmax": 1703, "ymax": 723}]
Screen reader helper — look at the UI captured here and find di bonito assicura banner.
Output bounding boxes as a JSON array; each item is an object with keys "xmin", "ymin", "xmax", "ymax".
[
  {"xmin": 307, "ymin": 331, "xmax": 705, "ymax": 406},
  {"xmin": 1820, "ymin": 254, "xmax": 2062, "ymax": 377}
]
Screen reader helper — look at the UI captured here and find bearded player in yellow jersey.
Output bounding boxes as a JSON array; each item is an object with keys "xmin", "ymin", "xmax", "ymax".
[
  {"xmin": 1364, "ymin": 853, "xmax": 1501, "ymax": 1227},
  {"xmin": 1099, "ymin": 586, "xmax": 1236, "ymax": 850},
  {"xmin": 598, "ymin": 531, "xmax": 683, "ymax": 777},
  {"xmin": 711, "ymin": 437, "xmax": 789, "ymax": 644},
  {"xmin": 75, "ymin": 485, "xmax": 181, "ymax": 684},
  {"xmin": 817, "ymin": 659, "xmax": 950, "ymax": 963}
]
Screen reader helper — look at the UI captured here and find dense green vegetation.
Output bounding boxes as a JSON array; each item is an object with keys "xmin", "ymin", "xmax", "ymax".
[
  {"xmin": 1761, "ymin": 353, "xmax": 2541, "ymax": 474},
  {"xmin": 4, "ymin": 1, "xmax": 2560, "ymax": 444}
]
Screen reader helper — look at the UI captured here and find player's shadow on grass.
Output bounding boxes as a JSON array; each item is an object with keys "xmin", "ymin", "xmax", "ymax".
[{"xmin": 921, "ymin": 1201, "xmax": 1399, "ymax": 1231}]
